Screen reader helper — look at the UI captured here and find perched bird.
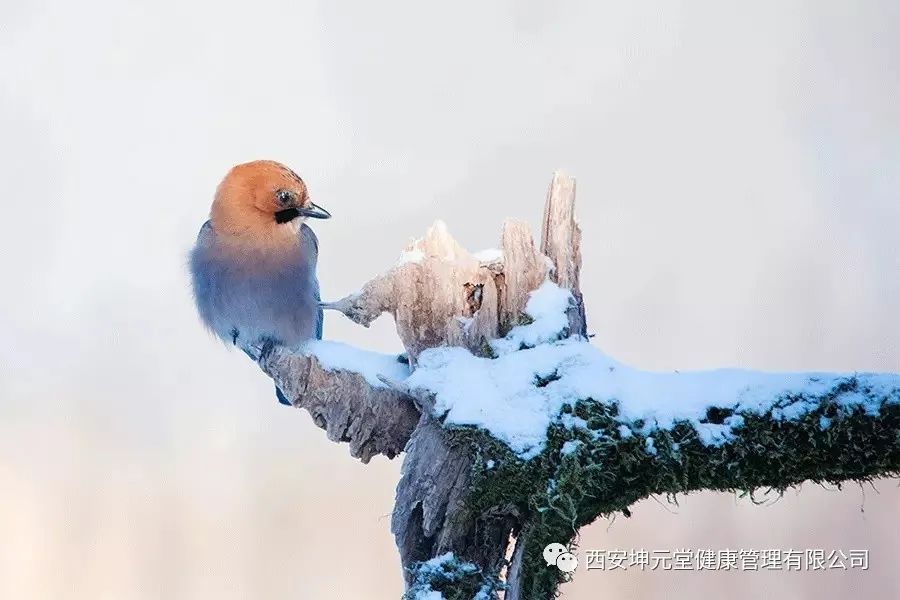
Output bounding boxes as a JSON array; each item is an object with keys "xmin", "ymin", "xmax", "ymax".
[{"xmin": 190, "ymin": 160, "xmax": 331, "ymax": 405}]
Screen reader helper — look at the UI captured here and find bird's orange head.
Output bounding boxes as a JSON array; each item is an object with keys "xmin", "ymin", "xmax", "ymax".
[{"xmin": 210, "ymin": 160, "xmax": 330, "ymax": 245}]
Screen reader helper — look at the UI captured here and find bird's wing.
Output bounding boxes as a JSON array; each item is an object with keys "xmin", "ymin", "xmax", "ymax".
[
  {"xmin": 300, "ymin": 222, "xmax": 319, "ymax": 253},
  {"xmin": 300, "ymin": 224, "xmax": 324, "ymax": 340},
  {"xmin": 196, "ymin": 220, "xmax": 215, "ymax": 245}
]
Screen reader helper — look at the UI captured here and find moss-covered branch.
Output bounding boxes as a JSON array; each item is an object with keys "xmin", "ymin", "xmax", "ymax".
[{"xmin": 450, "ymin": 373, "xmax": 900, "ymax": 598}]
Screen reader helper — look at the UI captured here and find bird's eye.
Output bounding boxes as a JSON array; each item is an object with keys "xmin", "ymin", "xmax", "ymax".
[{"xmin": 276, "ymin": 189, "xmax": 294, "ymax": 205}]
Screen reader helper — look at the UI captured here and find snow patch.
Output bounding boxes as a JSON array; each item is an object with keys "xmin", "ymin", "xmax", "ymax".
[
  {"xmin": 561, "ymin": 440, "xmax": 582, "ymax": 456},
  {"xmin": 695, "ymin": 422, "xmax": 736, "ymax": 445},
  {"xmin": 304, "ymin": 340, "xmax": 410, "ymax": 388},
  {"xmin": 724, "ymin": 414, "xmax": 745, "ymax": 430},
  {"xmin": 491, "ymin": 281, "xmax": 573, "ymax": 356},
  {"xmin": 560, "ymin": 413, "xmax": 588, "ymax": 431},
  {"xmin": 409, "ymin": 552, "xmax": 481, "ymax": 600}
]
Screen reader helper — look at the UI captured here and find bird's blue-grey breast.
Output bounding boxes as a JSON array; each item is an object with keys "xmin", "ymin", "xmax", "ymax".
[{"xmin": 190, "ymin": 221, "xmax": 323, "ymax": 405}]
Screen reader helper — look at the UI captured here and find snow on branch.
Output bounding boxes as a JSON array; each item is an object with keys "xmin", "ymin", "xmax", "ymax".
[{"xmin": 402, "ymin": 281, "xmax": 900, "ymax": 460}]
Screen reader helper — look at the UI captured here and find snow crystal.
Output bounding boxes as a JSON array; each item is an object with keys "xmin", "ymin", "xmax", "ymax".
[
  {"xmin": 819, "ymin": 416, "xmax": 832, "ymax": 430},
  {"xmin": 617, "ymin": 425, "xmax": 633, "ymax": 439},
  {"xmin": 304, "ymin": 340, "xmax": 410, "ymax": 388},
  {"xmin": 645, "ymin": 437, "xmax": 657, "ymax": 455},
  {"xmin": 485, "ymin": 459, "xmax": 495, "ymax": 469}
]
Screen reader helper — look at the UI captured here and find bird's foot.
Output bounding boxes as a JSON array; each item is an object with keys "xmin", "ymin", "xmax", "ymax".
[
  {"xmin": 241, "ymin": 339, "xmax": 292, "ymax": 407},
  {"xmin": 243, "ymin": 338, "xmax": 278, "ymax": 365}
]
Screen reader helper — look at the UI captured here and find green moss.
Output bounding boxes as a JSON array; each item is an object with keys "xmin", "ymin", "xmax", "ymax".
[
  {"xmin": 445, "ymin": 385, "xmax": 900, "ymax": 598},
  {"xmin": 477, "ymin": 338, "xmax": 498, "ymax": 360},
  {"xmin": 499, "ymin": 313, "xmax": 536, "ymax": 338}
]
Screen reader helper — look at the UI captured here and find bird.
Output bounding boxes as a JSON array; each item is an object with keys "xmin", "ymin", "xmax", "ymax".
[{"xmin": 190, "ymin": 160, "xmax": 331, "ymax": 406}]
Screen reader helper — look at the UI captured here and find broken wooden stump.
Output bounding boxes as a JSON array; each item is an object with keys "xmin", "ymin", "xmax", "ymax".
[{"xmin": 260, "ymin": 172, "xmax": 584, "ymax": 598}]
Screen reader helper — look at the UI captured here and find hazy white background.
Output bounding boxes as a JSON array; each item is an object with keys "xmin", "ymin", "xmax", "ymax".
[{"xmin": 1, "ymin": 1, "xmax": 898, "ymax": 598}]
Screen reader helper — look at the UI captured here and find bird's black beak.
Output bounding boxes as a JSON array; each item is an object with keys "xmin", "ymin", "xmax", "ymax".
[{"xmin": 298, "ymin": 202, "xmax": 331, "ymax": 219}]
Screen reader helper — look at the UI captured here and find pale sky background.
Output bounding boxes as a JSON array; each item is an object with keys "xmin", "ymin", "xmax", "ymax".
[{"xmin": 1, "ymin": 1, "xmax": 898, "ymax": 599}]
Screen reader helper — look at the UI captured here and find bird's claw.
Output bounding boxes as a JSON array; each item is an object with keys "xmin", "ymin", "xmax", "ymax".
[{"xmin": 243, "ymin": 338, "xmax": 278, "ymax": 365}]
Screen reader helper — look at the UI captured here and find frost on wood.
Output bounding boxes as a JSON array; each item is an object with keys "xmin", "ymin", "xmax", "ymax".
[{"xmin": 254, "ymin": 170, "xmax": 900, "ymax": 600}]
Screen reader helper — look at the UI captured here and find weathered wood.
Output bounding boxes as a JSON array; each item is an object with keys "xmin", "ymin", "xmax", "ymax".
[
  {"xmin": 541, "ymin": 171, "xmax": 587, "ymax": 338},
  {"xmin": 323, "ymin": 218, "xmax": 555, "ymax": 365},
  {"xmin": 389, "ymin": 383, "xmax": 520, "ymax": 589},
  {"xmin": 322, "ymin": 221, "xmax": 500, "ymax": 366},
  {"xmin": 259, "ymin": 348, "xmax": 420, "ymax": 463},
  {"xmin": 505, "ymin": 534, "xmax": 528, "ymax": 600},
  {"xmin": 496, "ymin": 219, "xmax": 550, "ymax": 334}
]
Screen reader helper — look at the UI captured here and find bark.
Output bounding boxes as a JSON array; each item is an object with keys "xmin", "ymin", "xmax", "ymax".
[{"xmin": 260, "ymin": 349, "xmax": 419, "ymax": 463}]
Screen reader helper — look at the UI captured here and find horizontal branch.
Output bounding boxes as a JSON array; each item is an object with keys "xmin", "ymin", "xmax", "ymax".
[
  {"xmin": 481, "ymin": 369, "xmax": 898, "ymax": 598},
  {"xmin": 259, "ymin": 344, "xmax": 420, "ymax": 463},
  {"xmin": 551, "ymin": 373, "xmax": 900, "ymax": 512}
]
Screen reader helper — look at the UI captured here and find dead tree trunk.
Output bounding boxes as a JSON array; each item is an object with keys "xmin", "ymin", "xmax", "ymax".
[{"xmin": 258, "ymin": 172, "xmax": 900, "ymax": 600}]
